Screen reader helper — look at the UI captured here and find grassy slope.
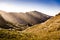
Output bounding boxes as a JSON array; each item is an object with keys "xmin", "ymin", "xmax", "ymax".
[
  {"xmin": 0, "ymin": 15, "xmax": 60, "ymax": 40},
  {"xmin": 0, "ymin": 29, "xmax": 37, "ymax": 40}
]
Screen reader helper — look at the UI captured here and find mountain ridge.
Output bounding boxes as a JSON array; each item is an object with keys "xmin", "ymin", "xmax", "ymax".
[{"xmin": 0, "ymin": 10, "xmax": 51, "ymax": 25}]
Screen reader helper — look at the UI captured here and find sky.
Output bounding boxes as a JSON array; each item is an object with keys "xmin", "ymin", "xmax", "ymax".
[{"xmin": 0, "ymin": 0, "xmax": 60, "ymax": 16}]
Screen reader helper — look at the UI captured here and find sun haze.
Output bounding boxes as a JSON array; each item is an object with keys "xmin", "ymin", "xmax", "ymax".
[{"xmin": 0, "ymin": 0, "xmax": 60, "ymax": 16}]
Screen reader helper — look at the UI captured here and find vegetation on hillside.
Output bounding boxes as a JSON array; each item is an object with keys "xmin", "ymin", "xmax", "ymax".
[{"xmin": 0, "ymin": 29, "xmax": 38, "ymax": 40}]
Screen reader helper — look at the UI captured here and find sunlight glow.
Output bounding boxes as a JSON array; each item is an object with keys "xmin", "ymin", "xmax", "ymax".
[{"xmin": 0, "ymin": 3, "xmax": 60, "ymax": 16}]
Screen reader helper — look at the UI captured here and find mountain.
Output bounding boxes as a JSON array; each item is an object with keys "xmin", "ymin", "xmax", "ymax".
[
  {"xmin": 0, "ymin": 13, "xmax": 60, "ymax": 40},
  {"xmin": 0, "ymin": 10, "xmax": 51, "ymax": 26},
  {"xmin": 0, "ymin": 10, "xmax": 52, "ymax": 30}
]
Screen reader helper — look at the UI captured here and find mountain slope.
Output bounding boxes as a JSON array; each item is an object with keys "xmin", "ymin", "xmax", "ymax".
[
  {"xmin": 0, "ymin": 10, "xmax": 51, "ymax": 30},
  {"xmin": 24, "ymin": 13, "xmax": 60, "ymax": 33},
  {"xmin": 0, "ymin": 10, "xmax": 51, "ymax": 26}
]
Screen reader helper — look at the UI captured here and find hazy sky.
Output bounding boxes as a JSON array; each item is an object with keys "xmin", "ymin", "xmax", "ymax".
[{"xmin": 0, "ymin": 0, "xmax": 60, "ymax": 16}]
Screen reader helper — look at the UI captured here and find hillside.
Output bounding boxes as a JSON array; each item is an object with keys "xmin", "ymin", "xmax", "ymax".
[
  {"xmin": 24, "ymin": 14, "xmax": 60, "ymax": 33},
  {"xmin": 23, "ymin": 13, "xmax": 60, "ymax": 40},
  {"xmin": 0, "ymin": 13, "xmax": 60, "ymax": 40}
]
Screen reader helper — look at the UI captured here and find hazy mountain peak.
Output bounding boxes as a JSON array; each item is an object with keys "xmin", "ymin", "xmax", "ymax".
[
  {"xmin": 30, "ymin": 10, "xmax": 39, "ymax": 12},
  {"xmin": 29, "ymin": 10, "xmax": 42, "ymax": 14}
]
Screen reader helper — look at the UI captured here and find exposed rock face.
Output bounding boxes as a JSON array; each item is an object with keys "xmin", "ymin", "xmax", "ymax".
[{"xmin": 0, "ymin": 10, "xmax": 51, "ymax": 26}]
